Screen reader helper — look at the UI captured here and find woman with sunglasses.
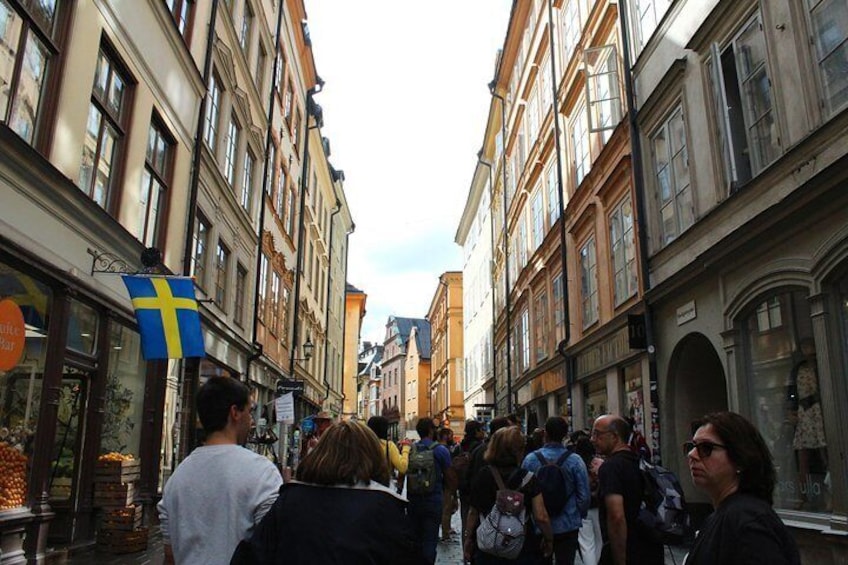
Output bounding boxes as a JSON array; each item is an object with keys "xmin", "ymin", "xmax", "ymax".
[{"xmin": 684, "ymin": 411, "xmax": 800, "ymax": 564}]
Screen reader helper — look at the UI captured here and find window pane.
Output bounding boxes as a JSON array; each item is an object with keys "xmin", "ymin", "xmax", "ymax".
[
  {"xmin": 9, "ymin": 32, "xmax": 47, "ymax": 144},
  {"xmin": 0, "ymin": 1, "xmax": 22, "ymax": 119},
  {"xmin": 101, "ymin": 322, "xmax": 145, "ymax": 458}
]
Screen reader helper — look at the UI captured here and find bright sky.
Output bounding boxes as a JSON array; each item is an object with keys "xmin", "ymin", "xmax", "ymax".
[{"xmin": 305, "ymin": 0, "xmax": 513, "ymax": 346}]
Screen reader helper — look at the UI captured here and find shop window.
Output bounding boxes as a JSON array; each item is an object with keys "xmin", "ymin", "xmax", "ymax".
[
  {"xmin": 583, "ymin": 377, "xmax": 608, "ymax": 430},
  {"xmin": 100, "ymin": 322, "xmax": 144, "ymax": 458},
  {"xmin": 742, "ymin": 289, "xmax": 830, "ymax": 513},
  {"xmin": 66, "ymin": 299, "xmax": 97, "ymax": 355},
  {"xmin": 0, "ymin": 264, "xmax": 52, "ymax": 510}
]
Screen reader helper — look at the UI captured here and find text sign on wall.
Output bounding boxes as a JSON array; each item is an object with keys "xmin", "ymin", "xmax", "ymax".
[{"xmin": 676, "ymin": 300, "xmax": 697, "ymax": 326}]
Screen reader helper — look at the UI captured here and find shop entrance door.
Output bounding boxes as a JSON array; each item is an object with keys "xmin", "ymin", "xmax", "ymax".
[{"xmin": 47, "ymin": 364, "xmax": 92, "ymax": 544}]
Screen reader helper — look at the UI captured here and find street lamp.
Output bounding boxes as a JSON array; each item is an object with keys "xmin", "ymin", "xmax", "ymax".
[{"xmin": 293, "ymin": 335, "xmax": 314, "ymax": 362}]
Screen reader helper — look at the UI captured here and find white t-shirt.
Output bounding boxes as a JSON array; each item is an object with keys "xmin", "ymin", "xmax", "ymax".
[{"xmin": 158, "ymin": 444, "xmax": 282, "ymax": 564}]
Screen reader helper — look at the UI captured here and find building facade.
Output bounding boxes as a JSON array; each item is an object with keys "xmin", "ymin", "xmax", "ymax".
[
  {"xmin": 427, "ymin": 272, "xmax": 465, "ymax": 437},
  {"xmin": 342, "ymin": 283, "xmax": 366, "ymax": 419},
  {"xmin": 404, "ymin": 325, "xmax": 432, "ymax": 433},
  {"xmin": 381, "ymin": 316, "xmax": 428, "ymax": 440},
  {"xmin": 628, "ymin": 0, "xmax": 848, "ymax": 558}
]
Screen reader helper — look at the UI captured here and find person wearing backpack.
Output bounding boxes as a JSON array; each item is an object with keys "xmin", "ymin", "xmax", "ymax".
[
  {"xmin": 463, "ymin": 426, "xmax": 554, "ymax": 564},
  {"xmin": 407, "ymin": 417, "xmax": 453, "ymax": 564},
  {"xmin": 456, "ymin": 419, "xmax": 485, "ymax": 551},
  {"xmin": 367, "ymin": 416, "xmax": 411, "ymax": 493},
  {"xmin": 521, "ymin": 417, "xmax": 590, "ymax": 565},
  {"xmin": 591, "ymin": 415, "xmax": 663, "ymax": 565}
]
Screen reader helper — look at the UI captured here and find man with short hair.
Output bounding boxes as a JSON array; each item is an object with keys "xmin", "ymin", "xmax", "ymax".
[
  {"xmin": 408, "ymin": 417, "xmax": 452, "ymax": 564},
  {"xmin": 591, "ymin": 415, "xmax": 663, "ymax": 565},
  {"xmin": 522, "ymin": 417, "xmax": 590, "ymax": 564},
  {"xmin": 159, "ymin": 377, "xmax": 282, "ymax": 565},
  {"xmin": 437, "ymin": 427, "xmax": 459, "ymax": 541}
]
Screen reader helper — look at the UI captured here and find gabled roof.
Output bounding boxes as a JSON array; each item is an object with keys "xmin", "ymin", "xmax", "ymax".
[
  {"xmin": 346, "ymin": 282, "xmax": 364, "ymax": 294},
  {"xmin": 358, "ymin": 344, "xmax": 383, "ymax": 377},
  {"xmin": 413, "ymin": 320, "xmax": 432, "ymax": 360}
]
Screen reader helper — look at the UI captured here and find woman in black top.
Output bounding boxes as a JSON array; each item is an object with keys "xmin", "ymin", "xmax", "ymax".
[
  {"xmin": 463, "ymin": 426, "xmax": 554, "ymax": 564},
  {"xmin": 684, "ymin": 411, "xmax": 801, "ymax": 565}
]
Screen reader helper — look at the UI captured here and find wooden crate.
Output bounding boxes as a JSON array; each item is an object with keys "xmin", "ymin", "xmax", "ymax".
[
  {"xmin": 94, "ymin": 459, "xmax": 140, "ymax": 483},
  {"xmin": 97, "ymin": 526, "xmax": 149, "ymax": 554},
  {"xmin": 99, "ymin": 504, "xmax": 143, "ymax": 531},
  {"xmin": 93, "ymin": 481, "xmax": 135, "ymax": 508}
]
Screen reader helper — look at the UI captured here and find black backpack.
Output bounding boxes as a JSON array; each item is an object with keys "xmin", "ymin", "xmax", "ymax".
[
  {"xmin": 637, "ymin": 458, "xmax": 690, "ymax": 545},
  {"xmin": 532, "ymin": 451, "xmax": 572, "ymax": 516}
]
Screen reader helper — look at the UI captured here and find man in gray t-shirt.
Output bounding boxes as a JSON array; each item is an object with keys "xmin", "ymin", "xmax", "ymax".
[{"xmin": 158, "ymin": 377, "xmax": 282, "ymax": 565}]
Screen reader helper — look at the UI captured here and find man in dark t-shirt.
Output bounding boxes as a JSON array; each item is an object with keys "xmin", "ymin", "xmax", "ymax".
[{"xmin": 592, "ymin": 415, "xmax": 663, "ymax": 565}]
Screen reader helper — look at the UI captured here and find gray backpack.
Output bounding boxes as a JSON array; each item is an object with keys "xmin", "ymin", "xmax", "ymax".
[
  {"xmin": 407, "ymin": 442, "xmax": 438, "ymax": 495},
  {"xmin": 476, "ymin": 467, "xmax": 533, "ymax": 559}
]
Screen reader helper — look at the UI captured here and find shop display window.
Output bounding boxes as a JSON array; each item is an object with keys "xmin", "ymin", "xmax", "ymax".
[
  {"xmin": 742, "ymin": 289, "xmax": 830, "ymax": 513},
  {"xmin": 583, "ymin": 377, "xmax": 608, "ymax": 430},
  {"xmin": 98, "ymin": 322, "xmax": 145, "ymax": 461},
  {"xmin": 0, "ymin": 263, "xmax": 52, "ymax": 510}
]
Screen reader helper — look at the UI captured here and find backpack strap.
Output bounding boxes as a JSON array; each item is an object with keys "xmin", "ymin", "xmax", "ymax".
[
  {"xmin": 488, "ymin": 465, "xmax": 507, "ymax": 491},
  {"xmin": 555, "ymin": 451, "xmax": 571, "ymax": 466},
  {"xmin": 534, "ymin": 451, "xmax": 549, "ymax": 466}
]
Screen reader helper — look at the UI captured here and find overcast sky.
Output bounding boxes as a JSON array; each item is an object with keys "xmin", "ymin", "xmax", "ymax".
[{"xmin": 304, "ymin": 1, "xmax": 513, "ymax": 345}]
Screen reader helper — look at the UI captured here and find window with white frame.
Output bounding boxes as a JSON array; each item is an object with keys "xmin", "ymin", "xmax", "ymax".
[
  {"xmin": 518, "ymin": 218, "xmax": 528, "ymax": 270},
  {"xmin": 541, "ymin": 57, "xmax": 552, "ymax": 112},
  {"xmin": 240, "ymin": 1, "xmax": 253, "ymax": 53},
  {"xmin": 531, "ymin": 189, "xmax": 544, "ymax": 250},
  {"xmin": 520, "ymin": 307, "xmax": 530, "ymax": 372},
  {"xmin": 561, "ymin": 0, "xmax": 583, "ymax": 66},
  {"xmin": 214, "ymin": 240, "xmax": 230, "ymax": 309},
  {"xmin": 285, "ymin": 187, "xmax": 295, "ymax": 237},
  {"xmin": 610, "ymin": 197, "xmax": 638, "ymax": 306},
  {"xmin": 224, "ymin": 114, "xmax": 239, "ymax": 186},
  {"xmin": 571, "ymin": 100, "xmax": 591, "ymax": 187},
  {"xmin": 258, "ymin": 253, "xmax": 268, "ymax": 321},
  {"xmin": 651, "ymin": 106, "xmax": 694, "ymax": 245},
  {"xmin": 139, "ymin": 119, "xmax": 172, "ymax": 248},
  {"xmin": 807, "ymin": 0, "xmax": 848, "ymax": 115},
  {"xmin": 534, "ymin": 291, "xmax": 548, "ymax": 362},
  {"xmin": 192, "ymin": 211, "xmax": 210, "ymax": 289},
  {"xmin": 546, "ymin": 165, "xmax": 559, "ymax": 225},
  {"xmin": 632, "ymin": 0, "xmax": 671, "ymax": 51},
  {"xmin": 580, "ymin": 236, "xmax": 598, "ymax": 328},
  {"xmin": 585, "ymin": 45, "xmax": 622, "ymax": 142},
  {"xmin": 80, "ymin": 47, "xmax": 130, "ymax": 210},
  {"xmin": 270, "ymin": 271, "xmax": 281, "ymax": 335},
  {"xmin": 710, "ymin": 12, "xmax": 780, "ymax": 190},
  {"xmin": 528, "ymin": 88, "xmax": 539, "ymax": 141},
  {"xmin": 234, "ymin": 263, "xmax": 247, "ymax": 328},
  {"xmin": 241, "ymin": 150, "xmax": 254, "ymax": 213},
  {"xmin": 276, "ymin": 162, "xmax": 286, "ymax": 213},
  {"xmin": 204, "ymin": 71, "xmax": 221, "ymax": 149},
  {"xmin": 552, "ymin": 272, "xmax": 564, "ymax": 342}
]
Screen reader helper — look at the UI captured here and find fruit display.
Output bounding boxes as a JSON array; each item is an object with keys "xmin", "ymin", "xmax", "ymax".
[
  {"xmin": 0, "ymin": 442, "xmax": 28, "ymax": 510},
  {"xmin": 98, "ymin": 452, "xmax": 135, "ymax": 462}
]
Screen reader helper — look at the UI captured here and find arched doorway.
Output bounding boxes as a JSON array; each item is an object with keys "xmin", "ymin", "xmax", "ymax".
[{"xmin": 665, "ymin": 333, "xmax": 727, "ymax": 503}]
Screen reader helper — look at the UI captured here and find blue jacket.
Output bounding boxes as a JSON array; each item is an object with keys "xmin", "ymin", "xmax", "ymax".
[
  {"xmin": 521, "ymin": 443, "xmax": 590, "ymax": 534},
  {"xmin": 408, "ymin": 438, "xmax": 452, "ymax": 503}
]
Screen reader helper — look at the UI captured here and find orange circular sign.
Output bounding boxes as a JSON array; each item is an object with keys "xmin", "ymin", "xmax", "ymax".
[{"xmin": 0, "ymin": 299, "xmax": 26, "ymax": 371}]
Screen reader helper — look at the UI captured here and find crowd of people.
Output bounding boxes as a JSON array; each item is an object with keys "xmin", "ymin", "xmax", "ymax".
[{"xmin": 157, "ymin": 376, "xmax": 802, "ymax": 564}]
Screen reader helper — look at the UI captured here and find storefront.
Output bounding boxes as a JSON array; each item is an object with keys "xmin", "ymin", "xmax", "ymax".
[{"xmin": 0, "ymin": 252, "xmax": 164, "ymax": 559}]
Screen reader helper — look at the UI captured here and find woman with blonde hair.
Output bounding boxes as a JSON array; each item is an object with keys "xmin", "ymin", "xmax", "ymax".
[
  {"xmin": 463, "ymin": 426, "xmax": 554, "ymax": 564},
  {"xmin": 232, "ymin": 420, "xmax": 423, "ymax": 564}
]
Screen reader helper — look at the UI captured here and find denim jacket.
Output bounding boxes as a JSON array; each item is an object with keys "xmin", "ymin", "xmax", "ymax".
[{"xmin": 521, "ymin": 443, "xmax": 590, "ymax": 534}]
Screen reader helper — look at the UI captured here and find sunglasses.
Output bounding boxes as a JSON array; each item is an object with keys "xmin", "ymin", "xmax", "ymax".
[{"xmin": 683, "ymin": 440, "xmax": 727, "ymax": 458}]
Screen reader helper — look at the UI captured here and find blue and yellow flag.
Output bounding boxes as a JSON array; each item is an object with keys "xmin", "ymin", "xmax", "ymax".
[{"xmin": 121, "ymin": 275, "xmax": 205, "ymax": 360}]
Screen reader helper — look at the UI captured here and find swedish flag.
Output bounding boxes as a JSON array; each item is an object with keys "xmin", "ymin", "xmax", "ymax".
[{"xmin": 121, "ymin": 275, "xmax": 205, "ymax": 360}]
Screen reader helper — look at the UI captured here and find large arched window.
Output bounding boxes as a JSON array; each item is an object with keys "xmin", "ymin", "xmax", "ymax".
[{"xmin": 740, "ymin": 288, "xmax": 829, "ymax": 513}]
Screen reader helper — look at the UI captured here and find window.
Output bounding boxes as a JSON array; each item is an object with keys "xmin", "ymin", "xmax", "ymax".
[
  {"xmin": 234, "ymin": 264, "xmax": 247, "ymax": 327},
  {"xmin": 534, "ymin": 292, "xmax": 548, "ymax": 362},
  {"xmin": 214, "ymin": 240, "xmax": 230, "ymax": 308},
  {"xmin": 270, "ymin": 272, "xmax": 281, "ymax": 335},
  {"xmin": 755, "ymin": 297, "xmax": 782, "ymax": 332},
  {"xmin": 527, "ymin": 88, "xmax": 539, "ymax": 141},
  {"xmin": 651, "ymin": 106, "xmax": 693, "ymax": 245},
  {"xmin": 552, "ymin": 272, "xmax": 564, "ymax": 343},
  {"xmin": 520, "ymin": 308, "xmax": 530, "ymax": 372},
  {"xmin": 276, "ymin": 162, "xmax": 286, "ymax": 212},
  {"xmin": 80, "ymin": 47, "xmax": 130, "ymax": 210},
  {"xmin": 571, "ymin": 100, "xmax": 590, "ymax": 187},
  {"xmin": 546, "ymin": 166, "xmax": 559, "ymax": 225},
  {"xmin": 255, "ymin": 43, "xmax": 266, "ymax": 93},
  {"xmin": 165, "ymin": 0, "xmax": 194, "ymax": 39},
  {"xmin": 281, "ymin": 287, "xmax": 290, "ymax": 341},
  {"xmin": 808, "ymin": 0, "xmax": 848, "ymax": 114},
  {"xmin": 710, "ymin": 13, "xmax": 780, "ymax": 189},
  {"xmin": 240, "ymin": 1, "xmax": 253, "ymax": 52},
  {"xmin": 139, "ymin": 119, "xmax": 172, "ymax": 247},
  {"xmin": 743, "ymin": 289, "xmax": 829, "ymax": 513},
  {"xmin": 285, "ymin": 187, "xmax": 295, "ymax": 236},
  {"xmin": 284, "ymin": 80, "xmax": 293, "ymax": 124},
  {"xmin": 241, "ymin": 150, "xmax": 254, "ymax": 213},
  {"xmin": 561, "ymin": 0, "xmax": 582, "ymax": 66},
  {"xmin": 293, "ymin": 107, "xmax": 302, "ymax": 151},
  {"xmin": 0, "ymin": 0, "xmax": 63, "ymax": 146},
  {"xmin": 224, "ymin": 114, "xmax": 239, "ymax": 186},
  {"xmin": 204, "ymin": 72, "xmax": 221, "ymax": 149},
  {"xmin": 585, "ymin": 45, "xmax": 622, "ymax": 140},
  {"xmin": 274, "ymin": 49, "xmax": 285, "ymax": 94},
  {"xmin": 258, "ymin": 253, "xmax": 268, "ymax": 321},
  {"xmin": 531, "ymin": 189, "xmax": 544, "ymax": 250},
  {"xmin": 580, "ymin": 237, "xmax": 598, "ymax": 328},
  {"xmin": 265, "ymin": 142, "xmax": 275, "ymax": 195},
  {"xmin": 191, "ymin": 212, "xmax": 210, "ymax": 288},
  {"xmin": 610, "ymin": 197, "xmax": 638, "ymax": 306},
  {"xmin": 632, "ymin": 0, "xmax": 670, "ymax": 50}
]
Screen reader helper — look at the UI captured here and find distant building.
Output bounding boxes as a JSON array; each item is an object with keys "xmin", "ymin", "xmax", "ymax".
[
  {"xmin": 357, "ymin": 341, "xmax": 384, "ymax": 421},
  {"xmin": 381, "ymin": 316, "xmax": 429, "ymax": 439},
  {"xmin": 343, "ymin": 283, "xmax": 367, "ymax": 419},
  {"xmin": 405, "ymin": 325, "xmax": 432, "ymax": 433},
  {"xmin": 427, "ymin": 272, "xmax": 465, "ymax": 437}
]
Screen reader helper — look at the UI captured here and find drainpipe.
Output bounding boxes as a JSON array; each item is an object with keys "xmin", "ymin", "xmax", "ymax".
[
  {"xmin": 487, "ymin": 83, "xmax": 513, "ymax": 415},
  {"xmin": 547, "ymin": 0, "xmax": 573, "ymax": 418},
  {"xmin": 322, "ymin": 194, "xmax": 342, "ymax": 405},
  {"xmin": 290, "ymin": 86, "xmax": 323, "ymax": 378},
  {"xmin": 618, "ymin": 0, "xmax": 662, "ymax": 463},
  {"xmin": 247, "ymin": 0, "xmax": 286, "ymax": 388}
]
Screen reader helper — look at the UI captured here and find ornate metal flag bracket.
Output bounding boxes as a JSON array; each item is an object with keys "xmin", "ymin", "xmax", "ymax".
[{"xmin": 87, "ymin": 247, "xmax": 164, "ymax": 276}]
